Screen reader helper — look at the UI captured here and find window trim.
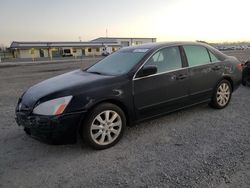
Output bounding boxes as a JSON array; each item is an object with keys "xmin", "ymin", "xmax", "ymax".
[
  {"xmin": 207, "ymin": 49, "xmax": 220, "ymax": 63},
  {"xmin": 133, "ymin": 45, "xmax": 184, "ymax": 80},
  {"xmin": 133, "ymin": 45, "xmax": 222, "ymax": 81},
  {"xmin": 181, "ymin": 45, "xmax": 222, "ymax": 69},
  {"xmin": 182, "ymin": 45, "xmax": 212, "ymax": 67}
]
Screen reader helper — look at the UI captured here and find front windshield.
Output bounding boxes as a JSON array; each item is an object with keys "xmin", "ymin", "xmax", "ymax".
[{"xmin": 87, "ymin": 50, "xmax": 147, "ymax": 76}]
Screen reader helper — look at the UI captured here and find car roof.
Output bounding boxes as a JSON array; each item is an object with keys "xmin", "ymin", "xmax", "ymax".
[
  {"xmin": 120, "ymin": 41, "xmax": 227, "ymax": 60},
  {"xmin": 120, "ymin": 41, "xmax": 207, "ymax": 51}
]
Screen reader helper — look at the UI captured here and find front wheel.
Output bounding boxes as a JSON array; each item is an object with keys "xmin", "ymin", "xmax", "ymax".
[
  {"xmin": 210, "ymin": 80, "xmax": 232, "ymax": 109},
  {"xmin": 81, "ymin": 103, "xmax": 126, "ymax": 150}
]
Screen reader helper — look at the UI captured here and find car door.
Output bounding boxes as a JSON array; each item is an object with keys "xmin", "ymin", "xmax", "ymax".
[
  {"xmin": 133, "ymin": 46, "xmax": 189, "ymax": 120},
  {"xmin": 183, "ymin": 45, "xmax": 223, "ymax": 103}
]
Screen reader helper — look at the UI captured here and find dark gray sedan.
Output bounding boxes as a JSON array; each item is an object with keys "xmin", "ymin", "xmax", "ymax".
[{"xmin": 16, "ymin": 42, "xmax": 242, "ymax": 149}]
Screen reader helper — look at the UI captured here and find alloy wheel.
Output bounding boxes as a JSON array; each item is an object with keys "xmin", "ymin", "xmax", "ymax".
[
  {"xmin": 90, "ymin": 110, "xmax": 122, "ymax": 145},
  {"xmin": 216, "ymin": 82, "xmax": 231, "ymax": 107}
]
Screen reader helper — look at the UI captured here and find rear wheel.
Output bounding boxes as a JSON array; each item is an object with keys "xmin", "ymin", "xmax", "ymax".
[
  {"xmin": 210, "ymin": 80, "xmax": 232, "ymax": 109},
  {"xmin": 81, "ymin": 103, "xmax": 126, "ymax": 149}
]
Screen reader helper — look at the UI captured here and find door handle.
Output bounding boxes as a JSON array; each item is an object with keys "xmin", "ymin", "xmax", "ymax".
[
  {"xmin": 212, "ymin": 65, "xmax": 221, "ymax": 71},
  {"xmin": 176, "ymin": 74, "xmax": 187, "ymax": 80}
]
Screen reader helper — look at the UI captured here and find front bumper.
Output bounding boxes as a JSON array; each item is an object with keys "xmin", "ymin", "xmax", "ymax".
[{"xmin": 15, "ymin": 111, "xmax": 85, "ymax": 144}]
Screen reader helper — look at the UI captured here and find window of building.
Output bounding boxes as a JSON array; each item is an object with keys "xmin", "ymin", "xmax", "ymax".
[
  {"xmin": 96, "ymin": 48, "xmax": 100, "ymax": 52},
  {"xmin": 121, "ymin": 41, "xmax": 129, "ymax": 47},
  {"xmin": 144, "ymin": 46, "xmax": 182, "ymax": 73},
  {"xmin": 63, "ymin": 49, "xmax": 71, "ymax": 53},
  {"xmin": 88, "ymin": 48, "xmax": 92, "ymax": 52},
  {"xmin": 112, "ymin": 47, "xmax": 116, "ymax": 52},
  {"xmin": 135, "ymin": 41, "xmax": 142, "ymax": 45},
  {"xmin": 73, "ymin": 48, "xmax": 77, "ymax": 53},
  {"xmin": 183, "ymin": 45, "xmax": 210, "ymax": 67}
]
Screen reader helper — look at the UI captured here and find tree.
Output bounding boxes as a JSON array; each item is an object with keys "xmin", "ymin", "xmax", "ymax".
[{"xmin": 0, "ymin": 44, "xmax": 6, "ymax": 52}]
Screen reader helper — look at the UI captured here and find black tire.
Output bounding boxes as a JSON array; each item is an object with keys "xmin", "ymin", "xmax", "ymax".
[
  {"xmin": 24, "ymin": 128, "xmax": 31, "ymax": 135},
  {"xmin": 242, "ymin": 68, "xmax": 247, "ymax": 86},
  {"xmin": 210, "ymin": 79, "xmax": 232, "ymax": 109},
  {"xmin": 81, "ymin": 103, "xmax": 126, "ymax": 150},
  {"xmin": 242, "ymin": 76, "xmax": 247, "ymax": 86}
]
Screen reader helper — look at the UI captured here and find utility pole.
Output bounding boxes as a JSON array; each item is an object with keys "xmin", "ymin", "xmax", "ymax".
[{"xmin": 106, "ymin": 28, "xmax": 108, "ymax": 38}]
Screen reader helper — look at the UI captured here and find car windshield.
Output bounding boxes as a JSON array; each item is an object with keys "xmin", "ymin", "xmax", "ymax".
[{"xmin": 86, "ymin": 50, "xmax": 147, "ymax": 76}]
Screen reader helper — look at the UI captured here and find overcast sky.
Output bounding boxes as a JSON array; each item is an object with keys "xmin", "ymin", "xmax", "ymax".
[{"xmin": 0, "ymin": 0, "xmax": 250, "ymax": 46}]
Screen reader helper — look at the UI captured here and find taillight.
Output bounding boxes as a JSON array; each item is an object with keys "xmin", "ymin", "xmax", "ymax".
[{"xmin": 236, "ymin": 62, "xmax": 244, "ymax": 72}]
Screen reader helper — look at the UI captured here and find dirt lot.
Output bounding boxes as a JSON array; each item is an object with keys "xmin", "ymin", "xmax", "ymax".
[{"xmin": 0, "ymin": 52, "xmax": 250, "ymax": 188}]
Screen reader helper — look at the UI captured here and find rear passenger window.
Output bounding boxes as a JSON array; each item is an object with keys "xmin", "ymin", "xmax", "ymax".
[
  {"xmin": 208, "ymin": 51, "xmax": 219, "ymax": 62},
  {"xmin": 183, "ymin": 45, "xmax": 210, "ymax": 67},
  {"xmin": 145, "ymin": 47, "xmax": 182, "ymax": 73}
]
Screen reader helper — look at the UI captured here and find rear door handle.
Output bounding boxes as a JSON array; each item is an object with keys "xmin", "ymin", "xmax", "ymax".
[
  {"xmin": 212, "ymin": 65, "xmax": 221, "ymax": 71},
  {"xmin": 176, "ymin": 74, "xmax": 188, "ymax": 80}
]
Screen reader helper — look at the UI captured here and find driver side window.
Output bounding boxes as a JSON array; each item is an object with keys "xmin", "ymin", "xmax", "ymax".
[{"xmin": 145, "ymin": 46, "xmax": 182, "ymax": 73}]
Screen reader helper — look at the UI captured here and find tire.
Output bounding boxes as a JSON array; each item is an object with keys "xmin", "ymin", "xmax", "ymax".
[
  {"xmin": 242, "ymin": 76, "xmax": 247, "ymax": 86},
  {"xmin": 81, "ymin": 103, "xmax": 126, "ymax": 150},
  {"xmin": 210, "ymin": 79, "xmax": 232, "ymax": 109},
  {"xmin": 24, "ymin": 128, "xmax": 31, "ymax": 135},
  {"xmin": 242, "ymin": 68, "xmax": 247, "ymax": 86}
]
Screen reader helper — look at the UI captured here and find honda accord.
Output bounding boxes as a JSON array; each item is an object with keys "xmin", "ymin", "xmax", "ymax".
[{"xmin": 15, "ymin": 42, "xmax": 242, "ymax": 149}]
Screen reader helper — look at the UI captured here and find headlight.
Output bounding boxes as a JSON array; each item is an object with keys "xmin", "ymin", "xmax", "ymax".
[{"xmin": 33, "ymin": 96, "xmax": 72, "ymax": 115}]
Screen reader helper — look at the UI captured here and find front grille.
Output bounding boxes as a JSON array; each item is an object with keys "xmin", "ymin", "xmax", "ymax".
[
  {"xmin": 16, "ymin": 112, "xmax": 33, "ymax": 127},
  {"xmin": 15, "ymin": 112, "xmax": 56, "ymax": 129}
]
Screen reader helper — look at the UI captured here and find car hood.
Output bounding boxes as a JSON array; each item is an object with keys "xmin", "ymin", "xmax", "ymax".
[{"xmin": 20, "ymin": 69, "xmax": 114, "ymax": 107}]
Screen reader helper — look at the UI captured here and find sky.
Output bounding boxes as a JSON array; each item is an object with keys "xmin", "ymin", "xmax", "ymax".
[{"xmin": 0, "ymin": 0, "xmax": 250, "ymax": 46}]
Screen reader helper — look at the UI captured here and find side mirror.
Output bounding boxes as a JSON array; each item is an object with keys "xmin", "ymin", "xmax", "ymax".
[{"xmin": 136, "ymin": 65, "xmax": 157, "ymax": 78}]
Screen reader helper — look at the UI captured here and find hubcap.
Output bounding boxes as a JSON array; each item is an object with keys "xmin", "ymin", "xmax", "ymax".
[
  {"xmin": 216, "ymin": 83, "xmax": 230, "ymax": 106},
  {"xmin": 90, "ymin": 110, "xmax": 122, "ymax": 145}
]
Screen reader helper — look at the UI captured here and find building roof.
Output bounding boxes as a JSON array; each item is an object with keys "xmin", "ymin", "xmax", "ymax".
[
  {"xmin": 10, "ymin": 37, "xmax": 157, "ymax": 49},
  {"xmin": 91, "ymin": 37, "xmax": 157, "ymax": 43},
  {"xmin": 10, "ymin": 41, "xmax": 120, "ymax": 49}
]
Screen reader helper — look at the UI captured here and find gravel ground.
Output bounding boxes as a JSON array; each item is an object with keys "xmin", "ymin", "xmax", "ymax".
[{"xmin": 0, "ymin": 52, "xmax": 250, "ymax": 188}]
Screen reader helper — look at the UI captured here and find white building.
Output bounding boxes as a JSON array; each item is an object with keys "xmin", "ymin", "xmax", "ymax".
[
  {"xmin": 10, "ymin": 37, "xmax": 157, "ymax": 59},
  {"xmin": 91, "ymin": 37, "xmax": 157, "ymax": 47},
  {"xmin": 10, "ymin": 41, "xmax": 120, "ymax": 59}
]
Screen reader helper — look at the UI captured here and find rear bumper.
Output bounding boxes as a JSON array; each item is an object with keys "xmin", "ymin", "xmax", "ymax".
[
  {"xmin": 234, "ymin": 78, "xmax": 242, "ymax": 91},
  {"xmin": 15, "ymin": 111, "xmax": 86, "ymax": 144}
]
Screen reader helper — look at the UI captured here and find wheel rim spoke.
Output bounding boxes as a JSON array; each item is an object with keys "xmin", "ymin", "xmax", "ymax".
[
  {"xmin": 96, "ymin": 115, "xmax": 105, "ymax": 124},
  {"xmin": 109, "ymin": 113, "xmax": 118, "ymax": 123},
  {"xmin": 93, "ymin": 130, "xmax": 102, "ymax": 139},
  {"xmin": 111, "ymin": 121, "xmax": 121, "ymax": 128},
  {"xmin": 110, "ymin": 128, "xmax": 118, "ymax": 135},
  {"xmin": 105, "ymin": 111, "xmax": 110, "ymax": 121},
  {"xmin": 99, "ymin": 133, "xmax": 106, "ymax": 144},
  {"xmin": 91, "ymin": 124, "xmax": 103, "ymax": 130},
  {"xmin": 107, "ymin": 132, "xmax": 112, "ymax": 142}
]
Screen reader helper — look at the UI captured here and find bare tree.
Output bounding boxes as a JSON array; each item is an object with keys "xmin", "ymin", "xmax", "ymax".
[{"xmin": 0, "ymin": 44, "xmax": 6, "ymax": 52}]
